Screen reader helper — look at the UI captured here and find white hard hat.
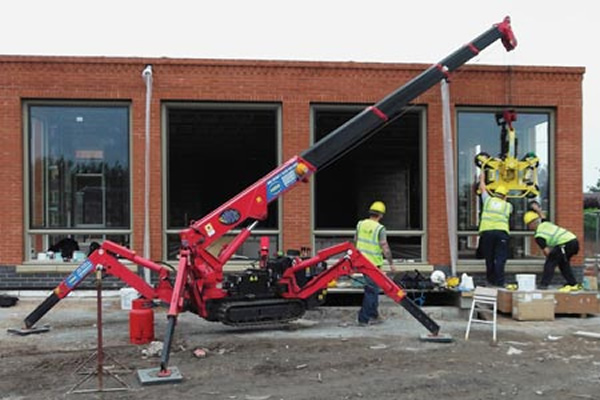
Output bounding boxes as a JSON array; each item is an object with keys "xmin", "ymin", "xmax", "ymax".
[{"xmin": 430, "ymin": 270, "xmax": 446, "ymax": 285}]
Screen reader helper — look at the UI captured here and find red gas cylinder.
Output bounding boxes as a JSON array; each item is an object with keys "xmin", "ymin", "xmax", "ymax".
[{"xmin": 129, "ymin": 298, "xmax": 154, "ymax": 345}]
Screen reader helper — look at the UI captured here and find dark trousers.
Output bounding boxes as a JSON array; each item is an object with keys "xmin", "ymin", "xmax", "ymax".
[
  {"xmin": 480, "ymin": 230, "xmax": 509, "ymax": 286},
  {"xmin": 541, "ymin": 239, "xmax": 579, "ymax": 286},
  {"xmin": 358, "ymin": 275, "xmax": 379, "ymax": 323}
]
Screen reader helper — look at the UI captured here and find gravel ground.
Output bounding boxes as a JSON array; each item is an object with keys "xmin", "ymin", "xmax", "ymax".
[{"xmin": 2, "ymin": 294, "xmax": 600, "ymax": 399}]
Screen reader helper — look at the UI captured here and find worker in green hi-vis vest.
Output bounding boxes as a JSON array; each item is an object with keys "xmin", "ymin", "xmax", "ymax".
[
  {"xmin": 523, "ymin": 202, "xmax": 582, "ymax": 292},
  {"xmin": 355, "ymin": 201, "xmax": 396, "ymax": 327},
  {"xmin": 478, "ymin": 172, "xmax": 513, "ymax": 287}
]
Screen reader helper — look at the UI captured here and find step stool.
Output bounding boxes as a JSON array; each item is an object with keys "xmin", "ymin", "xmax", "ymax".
[{"xmin": 465, "ymin": 286, "xmax": 498, "ymax": 342}]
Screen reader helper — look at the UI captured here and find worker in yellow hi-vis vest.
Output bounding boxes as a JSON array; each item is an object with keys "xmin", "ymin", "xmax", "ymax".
[
  {"xmin": 478, "ymin": 172, "xmax": 513, "ymax": 287},
  {"xmin": 523, "ymin": 202, "xmax": 582, "ymax": 292},
  {"xmin": 355, "ymin": 201, "xmax": 396, "ymax": 326}
]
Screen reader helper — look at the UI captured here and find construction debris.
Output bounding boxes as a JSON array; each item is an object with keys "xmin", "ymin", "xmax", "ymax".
[
  {"xmin": 193, "ymin": 348, "xmax": 208, "ymax": 358},
  {"xmin": 141, "ymin": 341, "xmax": 164, "ymax": 358},
  {"xmin": 573, "ymin": 331, "xmax": 600, "ymax": 340},
  {"xmin": 0, "ymin": 294, "xmax": 18, "ymax": 307}
]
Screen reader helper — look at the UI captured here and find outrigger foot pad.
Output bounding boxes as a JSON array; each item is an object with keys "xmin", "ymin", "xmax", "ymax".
[
  {"xmin": 137, "ymin": 367, "xmax": 183, "ymax": 385},
  {"xmin": 7, "ymin": 325, "xmax": 51, "ymax": 336},
  {"xmin": 419, "ymin": 332, "xmax": 454, "ymax": 343}
]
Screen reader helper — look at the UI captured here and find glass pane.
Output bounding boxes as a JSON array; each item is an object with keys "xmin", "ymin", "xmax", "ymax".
[
  {"xmin": 167, "ymin": 107, "xmax": 278, "ymax": 229},
  {"xmin": 313, "ymin": 108, "xmax": 422, "ymax": 230},
  {"xmin": 584, "ymin": 211, "xmax": 600, "ymax": 257},
  {"xmin": 457, "ymin": 110, "xmax": 550, "ymax": 233},
  {"xmin": 458, "ymin": 233, "xmax": 545, "ymax": 260},
  {"xmin": 166, "ymin": 233, "xmax": 278, "ymax": 261},
  {"xmin": 29, "ymin": 106, "xmax": 130, "ymax": 229},
  {"xmin": 314, "ymin": 234, "xmax": 422, "ymax": 261}
]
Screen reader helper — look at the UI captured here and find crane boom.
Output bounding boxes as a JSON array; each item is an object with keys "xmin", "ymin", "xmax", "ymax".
[{"xmin": 302, "ymin": 16, "xmax": 516, "ymax": 170}]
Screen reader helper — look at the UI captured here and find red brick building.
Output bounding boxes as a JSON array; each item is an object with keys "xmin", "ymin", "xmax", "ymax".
[{"xmin": 0, "ymin": 55, "xmax": 584, "ymax": 288}]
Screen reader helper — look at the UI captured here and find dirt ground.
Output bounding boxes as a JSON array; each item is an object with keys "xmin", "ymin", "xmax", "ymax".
[{"xmin": 2, "ymin": 294, "xmax": 600, "ymax": 400}]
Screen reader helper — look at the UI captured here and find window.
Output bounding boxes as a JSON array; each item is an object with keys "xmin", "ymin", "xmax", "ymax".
[
  {"xmin": 457, "ymin": 109, "xmax": 551, "ymax": 260},
  {"xmin": 312, "ymin": 105, "xmax": 425, "ymax": 261},
  {"xmin": 26, "ymin": 104, "xmax": 130, "ymax": 261},
  {"xmin": 165, "ymin": 103, "xmax": 279, "ymax": 260}
]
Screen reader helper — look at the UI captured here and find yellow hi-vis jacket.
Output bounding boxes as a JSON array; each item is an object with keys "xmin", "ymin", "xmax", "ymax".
[
  {"xmin": 479, "ymin": 197, "xmax": 512, "ymax": 233},
  {"xmin": 356, "ymin": 218, "xmax": 384, "ymax": 266},
  {"xmin": 535, "ymin": 221, "xmax": 576, "ymax": 247}
]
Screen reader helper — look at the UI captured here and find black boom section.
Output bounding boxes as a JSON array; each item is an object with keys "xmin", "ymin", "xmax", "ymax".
[
  {"xmin": 24, "ymin": 292, "xmax": 60, "ymax": 329},
  {"xmin": 301, "ymin": 19, "xmax": 515, "ymax": 171}
]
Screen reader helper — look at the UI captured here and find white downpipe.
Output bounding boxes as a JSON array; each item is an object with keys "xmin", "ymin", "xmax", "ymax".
[
  {"xmin": 441, "ymin": 80, "xmax": 457, "ymax": 276},
  {"xmin": 142, "ymin": 65, "xmax": 153, "ymax": 284}
]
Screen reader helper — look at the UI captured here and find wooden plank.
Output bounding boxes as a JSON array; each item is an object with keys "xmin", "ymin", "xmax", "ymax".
[
  {"xmin": 497, "ymin": 289, "xmax": 513, "ymax": 314},
  {"xmin": 574, "ymin": 331, "xmax": 600, "ymax": 340},
  {"xmin": 554, "ymin": 292, "xmax": 599, "ymax": 315}
]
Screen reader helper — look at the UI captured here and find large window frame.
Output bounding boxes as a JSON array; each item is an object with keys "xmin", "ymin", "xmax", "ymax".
[
  {"xmin": 24, "ymin": 101, "xmax": 132, "ymax": 262},
  {"xmin": 456, "ymin": 107, "xmax": 554, "ymax": 262},
  {"xmin": 162, "ymin": 102, "xmax": 282, "ymax": 262},
  {"xmin": 310, "ymin": 104, "xmax": 428, "ymax": 263}
]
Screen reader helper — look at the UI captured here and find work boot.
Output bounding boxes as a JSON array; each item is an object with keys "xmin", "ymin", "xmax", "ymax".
[
  {"xmin": 369, "ymin": 316, "xmax": 386, "ymax": 325},
  {"xmin": 558, "ymin": 284, "xmax": 583, "ymax": 293}
]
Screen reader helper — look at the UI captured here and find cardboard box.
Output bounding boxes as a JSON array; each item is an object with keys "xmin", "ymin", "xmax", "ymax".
[
  {"xmin": 497, "ymin": 289, "xmax": 513, "ymax": 314},
  {"xmin": 512, "ymin": 291, "xmax": 555, "ymax": 321},
  {"xmin": 554, "ymin": 292, "xmax": 599, "ymax": 315}
]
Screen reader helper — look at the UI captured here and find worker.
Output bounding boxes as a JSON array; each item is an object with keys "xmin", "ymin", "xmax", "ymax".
[
  {"xmin": 523, "ymin": 202, "xmax": 582, "ymax": 292},
  {"xmin": 355, "ymin": 201, "xmax": 395, "ymax": 326},
  {"xmin": 48, "ymin": 235, "xmax": 80, "ymax": 261},
  {"xmin": 478, "ymin": 173, "xmax": 512, "ymax": 287}
]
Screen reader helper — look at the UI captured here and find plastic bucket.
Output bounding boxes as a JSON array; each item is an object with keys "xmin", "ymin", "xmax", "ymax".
[
  {"xmin": 120, "ymin": 287, "xmax": 139, "ymax": 310},
  {"xmin": 516, "ymin": 274, "xmax": 536, "ymax": 291}
]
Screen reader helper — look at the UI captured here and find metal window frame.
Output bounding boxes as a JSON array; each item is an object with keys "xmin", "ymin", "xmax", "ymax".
[
  {"xmin": 161, "ymin": 101, "xmax": 283, "ymax": 262},
  {"xmin": 22, "ymin": 100, "xmax": 133, "ymax": 261},
  {"xmin": 309, "ymin": 103, "xmax": 428, "ymax": 262},
  {"xmin": 455, "ymin": 106, "xmax": 556, "ymax": 262}
]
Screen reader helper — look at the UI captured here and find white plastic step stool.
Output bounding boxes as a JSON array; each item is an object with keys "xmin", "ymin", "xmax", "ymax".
[{"xmin": 465, "ymin": 286, "xmax": 498, "ymax": 342}]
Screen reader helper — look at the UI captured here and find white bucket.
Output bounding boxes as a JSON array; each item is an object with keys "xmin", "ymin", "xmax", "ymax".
[
  {"xmin": 516, "ymin": 274, "xmax": 536, "ymax": 291},
  {"xmin": 119, "ymin": 287, "xmax": 139, "ymax": 310}
]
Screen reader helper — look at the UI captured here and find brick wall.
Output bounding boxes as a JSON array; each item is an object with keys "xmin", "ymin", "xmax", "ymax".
[
  {"xmin": 0, "ymin": 265, "xmax": 127, "ymax": 290},
  {"xmin": 0, "ymin": 56, "xmax": 585, "ymax": 279}
]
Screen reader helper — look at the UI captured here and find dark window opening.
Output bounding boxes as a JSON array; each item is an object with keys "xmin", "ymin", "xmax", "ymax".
[
  {"xmin": 313, "ymin": 108, "xmax": 422, "ymax": 231},
  {"xmin": 167, "ymin": 107, "xmax": 279, "ymax": 230}
]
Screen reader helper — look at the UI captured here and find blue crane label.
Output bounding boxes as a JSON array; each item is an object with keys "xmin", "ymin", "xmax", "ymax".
[
  {"xmin": 65, "ymin": 259, "xmax": 94, "ymax": 289},
  {"xmin": 266, "ymin": 162, "xmax": 298, "ymax": 202}
]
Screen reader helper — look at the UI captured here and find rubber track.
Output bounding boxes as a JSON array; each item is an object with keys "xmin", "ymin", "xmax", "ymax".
[{"xmin": 217, "ymin": 299, "xmax": 306, "ymax": 327}]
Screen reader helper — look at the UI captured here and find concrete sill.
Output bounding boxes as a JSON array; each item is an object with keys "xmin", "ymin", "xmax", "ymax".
[{"xmin": 16, "ymin": 261, "xmax": 137, "ymax": 274}]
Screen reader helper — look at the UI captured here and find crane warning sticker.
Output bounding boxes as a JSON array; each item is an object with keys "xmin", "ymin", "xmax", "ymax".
[
  {"xmin": 205, "ymin": 223, "xmax": 216, "ymax": 237},
  {"xmin": 266, "ymin": 162, "xmax": 298, "ymax": 201},
  {"xmin": 65, "ymin": 259, "xmax": 94, "ymax": 289}
]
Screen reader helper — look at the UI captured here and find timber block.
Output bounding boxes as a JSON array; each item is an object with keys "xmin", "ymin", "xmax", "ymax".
[
  {"xmin": 457, "ymin": 290, "xmax": 473, "ymax": 309},
  {"xmin": 554, "ymin": 292, "xmax": 600, "ymax": 315},
  {"xmin": 497, "ymin": 289, "xmax": 513, "ymax": 314}
]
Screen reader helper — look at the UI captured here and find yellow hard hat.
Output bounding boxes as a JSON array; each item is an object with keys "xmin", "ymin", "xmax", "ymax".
[
  {"xmin": 523, "ymin": 211, "xmax": 539, "ymax": 225},
  {"xmin": 495, "ymin": 185, "xmax": 508, "ymax": 196},
  {"xmin": 446, "ymin": 276, "xmax": 460, "ymax": 288},
  {"xmin": 369, "ymin": 201, "xmax": 386, "ymax": 214}
]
